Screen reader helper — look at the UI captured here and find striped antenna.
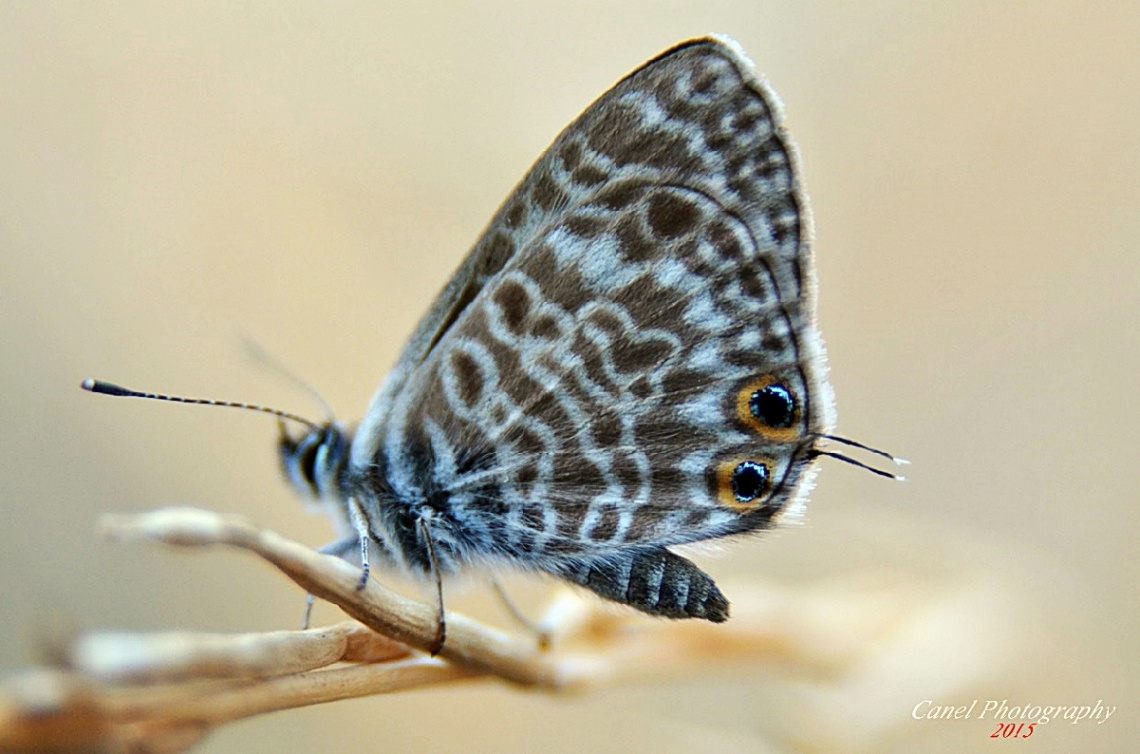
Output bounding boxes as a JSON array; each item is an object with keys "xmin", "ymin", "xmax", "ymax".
[{"xmin": 80, "ymin": 378, "xmax": 320, "ymax": 430}]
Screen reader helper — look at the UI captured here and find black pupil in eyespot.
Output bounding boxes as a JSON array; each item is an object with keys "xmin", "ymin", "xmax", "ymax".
[
  {"xmin": 750, "ymin": 383, "xmax": 795, "ymax": 429},
  {"xmin": 731, "ymin": 461, "xmax": 769, "ymax": 503}
]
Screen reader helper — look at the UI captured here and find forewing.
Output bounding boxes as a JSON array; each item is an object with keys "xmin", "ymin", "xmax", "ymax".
[{"xmin": 368, "ymin": 37, "xmax": 834, "ymax": 561}]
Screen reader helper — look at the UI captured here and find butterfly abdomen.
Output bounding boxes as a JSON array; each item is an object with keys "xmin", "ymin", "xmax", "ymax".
[{"xmin": 557, "ymin": 548, "xmax": 730, "ymax": 622}]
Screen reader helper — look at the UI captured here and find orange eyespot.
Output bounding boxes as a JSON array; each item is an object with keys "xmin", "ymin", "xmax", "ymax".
[
  {"xmin": 716, "ymin": 457, "xmax": 777, "ymax": 510},
  {"xmin": 736, "ymin": 375, "xmax": 803, "ymax": 441}
]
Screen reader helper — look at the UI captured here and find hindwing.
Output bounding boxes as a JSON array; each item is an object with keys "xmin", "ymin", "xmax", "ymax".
[{"xmin": 354, "ymin": 36, "xmax": 834, "ymax": 565}]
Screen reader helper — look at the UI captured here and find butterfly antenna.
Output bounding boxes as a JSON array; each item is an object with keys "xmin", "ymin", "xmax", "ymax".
[
  {"xmin": 240, "ymin": 335, "xmax": 336, "ymax": 421},
  {"xmin": 81, "ymin": 378, "xmax": 320, "ymax": 430}
]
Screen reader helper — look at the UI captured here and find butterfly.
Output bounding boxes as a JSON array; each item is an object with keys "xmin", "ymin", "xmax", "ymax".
[{"xmin": 87, "ymin": 35, "xmax": 900, "ymax": 651}]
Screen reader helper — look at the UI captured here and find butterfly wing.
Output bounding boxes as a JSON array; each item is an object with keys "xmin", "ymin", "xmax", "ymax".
[{"xmin": 353, "ymin": 37, "xmax": 834, "ymax": 617}]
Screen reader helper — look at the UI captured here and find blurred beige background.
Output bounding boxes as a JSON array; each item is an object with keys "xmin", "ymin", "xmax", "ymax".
[{"xmin": 1, "ymin": 2, "xmax": 1135, "ymax": 752}]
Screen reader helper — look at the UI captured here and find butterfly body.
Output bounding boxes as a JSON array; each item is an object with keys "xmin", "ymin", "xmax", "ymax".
[{"xmin": 281, "ymin": 36, "xmax": 834, "ymax": 623}]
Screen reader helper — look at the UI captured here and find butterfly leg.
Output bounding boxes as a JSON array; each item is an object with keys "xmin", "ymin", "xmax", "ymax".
[
  {"xmin": 491, "ymin": 578, "xmax": 552, "ymax": 650},
  {"xmin": 299, "ymin": 536, "xmax": 359, "ymax": 629},
  {"xmin": 417, "ymin": 515, "xmax": 447, "ymax": 655},
  {"xmin": 347, "ymin": 497, "xmax": 371, "ymax": 591},
  {"xmin": 559, "ymin": 548, "xmax": 729, "ymax": 623}
]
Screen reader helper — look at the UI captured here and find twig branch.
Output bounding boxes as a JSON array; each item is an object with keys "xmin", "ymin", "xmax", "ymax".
[
  {"xmin": 98, "ymin": 508, "xmax": 573, "ymax": 689},
  {"xmin": 0, "ymin": 507, "xmax": 1023, "ymax": 753}
]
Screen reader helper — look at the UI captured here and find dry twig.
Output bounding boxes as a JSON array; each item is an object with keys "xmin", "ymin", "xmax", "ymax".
[{"xmin": 0, "ymin": 507, "xmax": 1026, "ymax": 752}]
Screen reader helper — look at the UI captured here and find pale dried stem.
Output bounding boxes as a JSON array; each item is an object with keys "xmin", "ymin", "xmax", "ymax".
[
  {"xmin": 97, "ymin": 508, "xmax": 574, "ymax": 688},
  {"xmin": 0, "ymin": 507, "xmax": 998, "ymax": 753}
]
